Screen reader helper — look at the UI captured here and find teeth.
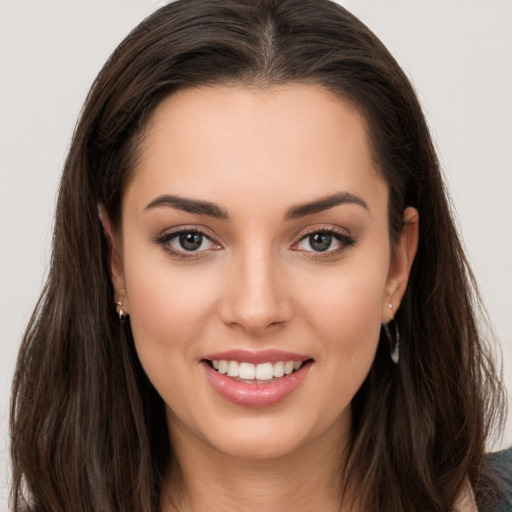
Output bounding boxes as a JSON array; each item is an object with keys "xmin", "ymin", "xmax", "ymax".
[
  {"xmin": 227, "ymin": 361, "xmax": 239, "ymax": 377},
  {"xmin": 255, "ymin": 362, "xmax": 273, "ymax": 380},
  {"xmin": 239, "ymin": 362, "xmax": 256, "ymax": 379},
  {"xmin": 218, "ymin": 360, "xmax": 228, "ymax": 374},
  {"xmin": 284, "ymin": 361, "xmax": 294, "ymax": 375},
  {"xmin": 273, "ymin": 361, "xmax": 285, "ymax": 378},
  {"xmin": 210, "ymin": 359, "xmax": 304, "ymax": 380}
]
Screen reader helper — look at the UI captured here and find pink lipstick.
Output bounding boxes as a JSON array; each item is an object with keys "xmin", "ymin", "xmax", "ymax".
[{"xmin": 202, "ymin": 349, "xmax": 312, "ymax": 408}]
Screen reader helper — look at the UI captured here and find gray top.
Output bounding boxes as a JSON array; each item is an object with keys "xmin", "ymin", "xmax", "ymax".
[{"xmin": 488, "ymin": 448, "xmax": 512, "ymax": 512}]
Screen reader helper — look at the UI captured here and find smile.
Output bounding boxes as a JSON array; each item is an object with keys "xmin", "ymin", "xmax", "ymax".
[
  {"xmin": 202, "ymin": 350, "xmax": 312, "ymax": 407},
  {"xmin": 210, "ymin": 360, "xmax": 304, "ymax": 381}
]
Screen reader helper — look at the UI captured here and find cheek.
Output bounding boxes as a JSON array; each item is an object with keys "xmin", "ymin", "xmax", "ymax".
[
  {"xmin": 121, "ymin": 244, "xmax": 221, "ymax": 366},
  {"xmin": 122, "ymin": 259, "xmax": 218, "ymax": 416},
  {"xmin": 128, "ymin": 272, "xmax": 211, "ymax": 336},
  {"xmin": 297, "ymin": 257, "xmax": 388, "ymax": 362}
]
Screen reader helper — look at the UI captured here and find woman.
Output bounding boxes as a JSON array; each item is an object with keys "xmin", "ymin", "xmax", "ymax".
[{"xmin": 10, "ymin": 0, "xmax": 510, "ymax": 510}]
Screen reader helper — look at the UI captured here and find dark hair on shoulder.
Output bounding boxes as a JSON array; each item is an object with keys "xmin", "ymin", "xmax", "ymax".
[{"xmin": 10, "ymin": 1, "xmax": 506, "ymax": 510}]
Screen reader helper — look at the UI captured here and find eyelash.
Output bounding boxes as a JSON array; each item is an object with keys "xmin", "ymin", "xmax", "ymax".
[
  {"xmin": 153, "ymin": 226, "xmax": 221, "ymax": 260},
  {"xmin": 293, "ymin": 226, "xmax": 355, "ymax": 260},
  {"xmin": 153, "ymin": 225, "xmax": 355, "ymax": 261}
]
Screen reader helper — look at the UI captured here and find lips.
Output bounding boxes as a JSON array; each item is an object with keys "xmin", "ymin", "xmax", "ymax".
[{"xmin": 202, "ymin": 349, "xmax": 312, "ymax": 407}]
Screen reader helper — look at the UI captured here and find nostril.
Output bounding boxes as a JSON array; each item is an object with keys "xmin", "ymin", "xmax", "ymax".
[{"xmin": 222, "ymin": 315, "xmax": 288, "ymax": 334}]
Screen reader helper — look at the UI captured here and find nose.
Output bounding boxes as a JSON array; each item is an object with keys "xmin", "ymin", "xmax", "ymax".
[{"xmin": 219, "ymin": 245, "xmax": 293, "ymax": 334}]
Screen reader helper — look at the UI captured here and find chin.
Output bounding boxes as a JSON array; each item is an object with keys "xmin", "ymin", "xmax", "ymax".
[
  {"xmin": 195, "ymin": 406, "xmax": 348, "ymax": 463},
  {"xmin": 206, "ymin": 426, "xmax": 312, "ymax": 461}
]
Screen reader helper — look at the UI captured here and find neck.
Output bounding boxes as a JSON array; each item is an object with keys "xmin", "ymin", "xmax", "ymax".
[{"xmin": 161, "ymin": 415, "xmax": 354, "ymax": 512}]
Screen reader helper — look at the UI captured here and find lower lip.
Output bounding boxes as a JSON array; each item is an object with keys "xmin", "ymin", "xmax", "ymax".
[{"xmin": 203, "ymin": 361, "xmax": 312, "ymax": 408}]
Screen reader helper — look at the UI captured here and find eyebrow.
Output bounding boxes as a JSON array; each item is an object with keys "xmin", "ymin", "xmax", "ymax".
[
  {"xmin": 145, "ymin": 194, "xmax": 228, "ymax": 219},
  {"xmin": 144, "ymin": 191, "xmax": 368, "ymax": 220},
  {"xmin": 284, "ymin": 192, "xmax": 368, "ymax": 219}
]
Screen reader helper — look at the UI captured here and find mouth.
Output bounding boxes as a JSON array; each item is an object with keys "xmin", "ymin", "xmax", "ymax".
[
  {"xmin": 201, "ymin": 351, "xmax": 313, "ymax": 407},
  {"xmin": 205, "ymin": 359, "xmax": 307, "ymax": 383}
]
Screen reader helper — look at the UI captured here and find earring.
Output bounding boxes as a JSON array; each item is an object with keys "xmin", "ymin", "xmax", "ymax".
[
  {"xmin": 115, "ymin": 301, "xmax": 125, "ymax": 322},
  {"xmin": 115, "ymin": 300, "xmax": 133, "ymax": 341},
  {"xmin": 384, "ymin": 303, "xmax": 400, "ymax": 364}
]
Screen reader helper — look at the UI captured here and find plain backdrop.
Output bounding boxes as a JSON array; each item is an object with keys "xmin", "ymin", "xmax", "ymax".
[{"xmin": 1, "ymin": 1, "xmax": 511, "ymax": 509}]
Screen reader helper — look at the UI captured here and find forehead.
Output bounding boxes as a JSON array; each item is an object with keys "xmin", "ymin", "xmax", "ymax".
[{"xmin": 126, "ymin": 84, "xmax": 387, "ymax": 216}]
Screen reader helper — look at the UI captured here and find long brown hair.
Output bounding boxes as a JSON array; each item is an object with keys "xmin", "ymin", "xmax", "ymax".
[{"xmin": 11, "ymin": 1, "xmax": 505, "ymax": 510}]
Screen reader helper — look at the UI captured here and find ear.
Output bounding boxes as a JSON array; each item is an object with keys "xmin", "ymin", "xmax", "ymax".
[
  {"xmin": 98, "ymin": 203, "xmax": 129, "ymax": 313},
  {"xmin": 382, "ymin": 206, "xmax": 419, "ymax": 322}
]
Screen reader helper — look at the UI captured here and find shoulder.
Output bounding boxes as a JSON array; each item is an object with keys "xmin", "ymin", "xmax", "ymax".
[
  {"xmin": 487, "ymin": 448, "xmax": 512, "ymax": 512},
  {"xmin": 487, "ymin": 447, "xmax": 512, "ymax": 468}
]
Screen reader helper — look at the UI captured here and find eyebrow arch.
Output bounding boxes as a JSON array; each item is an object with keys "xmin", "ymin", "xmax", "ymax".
[
  {"xmin": 145, "ymin": 194, "xmax": 228, "ymax": 219},
  {"xmin": 285, "ymin": 192, "xmax": 368, "ymax": 219}
]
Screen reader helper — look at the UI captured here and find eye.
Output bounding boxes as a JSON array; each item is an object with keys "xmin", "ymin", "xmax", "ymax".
[
  {"xmin": 154, "ymin": 228, "xmax": 221, "ymax": 258},
  {"xmin": 173, "ymin": 232, "xmax": 208, "ymax": 252},
  {"xmin": 293, "ymin": 228, "xmax": 355, "ymax": 256},
  {"xmin": 301, "ymin": 232, "xmax": 335, "ymax": 252}
]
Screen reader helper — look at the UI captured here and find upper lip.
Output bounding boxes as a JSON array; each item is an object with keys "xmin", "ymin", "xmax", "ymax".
[{"xmin": 202, "ymin": 349, "xmax": 310, "ymax": 365}]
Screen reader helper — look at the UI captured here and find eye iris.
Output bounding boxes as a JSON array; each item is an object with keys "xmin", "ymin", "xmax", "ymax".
[
  {"xmin": 310, "ymin": 233, "xmax": 332, "ymax": 252},
  {"xmin": 179, "ymin": 232, "xmax": 202, "ymax": 251}
]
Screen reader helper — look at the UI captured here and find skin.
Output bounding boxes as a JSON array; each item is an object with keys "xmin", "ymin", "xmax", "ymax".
[{"xmin": 107, "ymin": 84, "xmax": 420, "ymax": 511}]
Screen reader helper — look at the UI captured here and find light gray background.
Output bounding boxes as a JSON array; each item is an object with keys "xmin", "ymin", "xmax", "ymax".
[{"xmin": 1, "ymin": 1, "xmax": 511, "ymax": 509}]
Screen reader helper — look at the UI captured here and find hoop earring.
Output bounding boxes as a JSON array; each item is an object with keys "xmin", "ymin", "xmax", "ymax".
[
  {"xmin": 384, "ymin": 305, "xmax": 400, "ymax": 364},
  {"xmin": 115, "ymin": 301, "xmax": 134, "ymax": 342},
  {"xmin": 115, "ymin": 301, "xmax": 125, "ymax": 322}
]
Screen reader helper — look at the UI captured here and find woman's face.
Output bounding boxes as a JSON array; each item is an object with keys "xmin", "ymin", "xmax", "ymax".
[{"xmin": 112, "ymin": 84, "xmax": 417, "ymax": 461}]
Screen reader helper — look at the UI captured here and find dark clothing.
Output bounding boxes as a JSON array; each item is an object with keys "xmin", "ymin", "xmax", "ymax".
[{"xmin": 488, "ymin": 448, "xmax": 512, "ymax": 511}]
